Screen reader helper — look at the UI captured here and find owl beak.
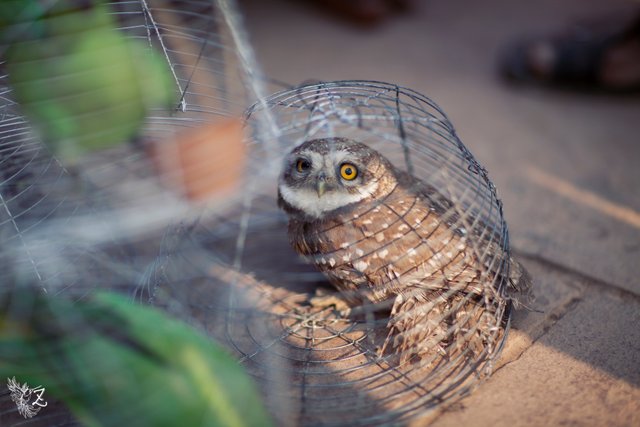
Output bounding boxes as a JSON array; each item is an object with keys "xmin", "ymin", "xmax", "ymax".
[
  {"xmin": 316, "ymin": 172, "xmax": 329, "ymax": 197},
  {"xmin": 316, "ymin": 180, "xmax": 327, "ymax": 197}
]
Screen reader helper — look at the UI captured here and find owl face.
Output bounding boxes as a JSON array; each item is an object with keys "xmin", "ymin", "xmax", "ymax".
[{"xmin": 278, "ymin": 138, "xmax": 396, "ymax": 219}]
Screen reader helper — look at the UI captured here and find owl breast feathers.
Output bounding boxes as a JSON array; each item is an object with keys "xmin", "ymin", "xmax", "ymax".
[{"xmin": 278, "ymin": 138, "xmax": 532, "ymax": 364}]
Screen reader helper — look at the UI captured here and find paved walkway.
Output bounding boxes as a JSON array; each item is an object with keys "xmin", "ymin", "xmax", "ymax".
[{"xmin": 242, "ymin": 0, "xmax": 640, "ymax": 425}]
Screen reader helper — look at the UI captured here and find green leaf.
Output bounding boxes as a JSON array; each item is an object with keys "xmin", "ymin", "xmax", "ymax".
[
  {"xmin": 0, "ymin": 289, "xmax": 273, "ymax": 427},
  {"xmin": 3, "ymin": 1, "xmax": 176, "ymax": 163}
]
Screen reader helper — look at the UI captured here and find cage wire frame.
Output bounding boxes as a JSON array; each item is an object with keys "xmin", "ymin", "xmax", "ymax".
[
  {"xmin": 0, "ymin": 1, "xmax": 516, "ymax": 426},
  {"xmin": 0, "ymin": 0, "xmax": 270, "ymax": 290},
  {"xmin": 0, "ymin": 0, "xmax": 281, "ymax": 425},
  {"xmin": 141, "ymin": 80, "xmax": 515, "ymax": 426}
]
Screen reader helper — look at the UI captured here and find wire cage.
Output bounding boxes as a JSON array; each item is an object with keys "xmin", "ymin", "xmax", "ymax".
[
  {"xmin": 143, "ymin": 80, "xmax": 515, "ymax": 426},
  {"xmin": 0, "ymin": 2, "xmax": 520, "ymax": 427}
]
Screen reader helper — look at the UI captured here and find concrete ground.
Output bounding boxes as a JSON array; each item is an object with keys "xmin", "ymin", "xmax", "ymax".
[{"xmin": 239, "ymin": 0, "xmax": 640, "ymax": 425}]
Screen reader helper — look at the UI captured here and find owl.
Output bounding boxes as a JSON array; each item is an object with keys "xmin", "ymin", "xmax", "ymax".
[{"xmin": 277, "ymin": 137, "xmax": 532, "ymax": 364}]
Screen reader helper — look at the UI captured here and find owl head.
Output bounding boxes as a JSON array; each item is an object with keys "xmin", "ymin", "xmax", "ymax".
[{"xmin": 278, "ymin": 138, "xmax": 398, "ymax": 219}]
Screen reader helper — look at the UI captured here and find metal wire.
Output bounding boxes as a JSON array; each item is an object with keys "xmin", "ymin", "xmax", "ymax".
[
  {"xmin": 142, "ymin": 80, "xmax": 514, "ymax": 426},
  {"xmin": 0, "ymin": 1, "xmax": 517, "ymax": 426}
]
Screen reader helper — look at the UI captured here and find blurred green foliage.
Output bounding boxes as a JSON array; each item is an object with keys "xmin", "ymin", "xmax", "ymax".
[
  {"xmin": 0, "ymin": 0, "xmax": 175, "ymax": 163},
  {"xmin": 0, "ymin": 289, "xmax": 274, "ymax": 427}
]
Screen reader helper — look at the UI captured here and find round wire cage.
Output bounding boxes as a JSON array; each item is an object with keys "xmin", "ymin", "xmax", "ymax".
[
  {"xmin": 143, "ymin": 80, "xmax": 515, "ymax": 426},
  {"xmin": 0, "ymin": 1, "xmax": 522, "ymax": 426}
]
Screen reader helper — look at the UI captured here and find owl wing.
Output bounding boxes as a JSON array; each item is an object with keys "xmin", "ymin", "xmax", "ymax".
[
  {"xmin": 362, "ymin": 179, "xmax": 489, "ymax": 300},
  {"xmin": 301, "ymin": 184, "xmax": 487, "ymax": 306},
  {"xmin": 289, "ymin": 170, "xmax": 531, "ymax": 306},
  {"xmin": 378, "ymin": 174, "xmax": 529, "ymax": 363},
  {"xmin": 400, "ymin": 171, "xmax": 533, "ymax": 306}
]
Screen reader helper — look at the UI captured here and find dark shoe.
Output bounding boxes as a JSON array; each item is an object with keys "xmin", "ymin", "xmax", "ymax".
[{"xmin": 499, "ymin": 13, "xmax": 640, "ymax": 93}]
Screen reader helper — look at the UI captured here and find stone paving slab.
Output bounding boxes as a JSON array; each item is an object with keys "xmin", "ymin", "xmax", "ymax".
[
  {"xmin": 495, "ymin": 258, "xmax": 582, "ymax": 370},
  {"xmin": 423, "ymin": 261, "xmax": 640, "ymax": 427},
  {"xmin": 505, "ymin": 176, "xmax": 640, "ymax": 297}
]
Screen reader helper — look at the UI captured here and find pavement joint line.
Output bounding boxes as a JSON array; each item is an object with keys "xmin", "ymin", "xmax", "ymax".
[
  {"xmin": 512, "ymin": 249, "xmax": 640, "ymax": 303},
  {"xmin": 530, "ymin": 296, "xmax": 582, "ymax": 343},
  {"xmin": 525, "ymin": 166, "xmax": 640, "ymax": 229},
  {"xmin": 496, "ymin": 295, "xmax": 582, "ymax": 375}
]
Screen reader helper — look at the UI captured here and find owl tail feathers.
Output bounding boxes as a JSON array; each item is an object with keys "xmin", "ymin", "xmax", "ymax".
[
  {"xmin": 507, "ymin": 258, "xmax": 536, "ymax": 311},
  {"xmin": 381, "ymin": 293, "xmax": 500, "ymax": 367},
  {"xmin": 379, "ymin": 292, "xmax": 449, "ymax": 366}
]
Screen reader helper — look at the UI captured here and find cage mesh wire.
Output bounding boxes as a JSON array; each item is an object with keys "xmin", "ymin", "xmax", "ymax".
[
  {"xmin": 0, "ymin": 0, "xmax": 279, "ymax": 425},
  {"xmin": 144, "ymin": 80, "xmax": 514, "ymax": 426},
  {"xmin": 0, "ymin": 0, "xmax": 265, "ymax": 292},
  {"xmin": 0, "ymin": 1, "xmax": 515, "ymax": 426}
]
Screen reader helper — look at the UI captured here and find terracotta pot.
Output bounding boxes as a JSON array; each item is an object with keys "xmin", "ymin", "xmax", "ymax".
[{"xmin": 149, "ymin": 118, "xmax": 246, "ymax": 202}]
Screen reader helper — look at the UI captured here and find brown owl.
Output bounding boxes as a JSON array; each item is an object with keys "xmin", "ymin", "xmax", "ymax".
[{"xmin": 277, "ymin": 137, "xmax": 532, "ymax": 364}]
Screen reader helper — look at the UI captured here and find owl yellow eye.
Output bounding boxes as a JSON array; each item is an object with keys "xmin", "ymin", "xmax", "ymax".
[
  {"xmin": 296, "ymin": 159, "xmax": 311, "ymax": 173},
  {"xmin": 340, "ymin": 163, "xmax": 358, "ymax": 180}
]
